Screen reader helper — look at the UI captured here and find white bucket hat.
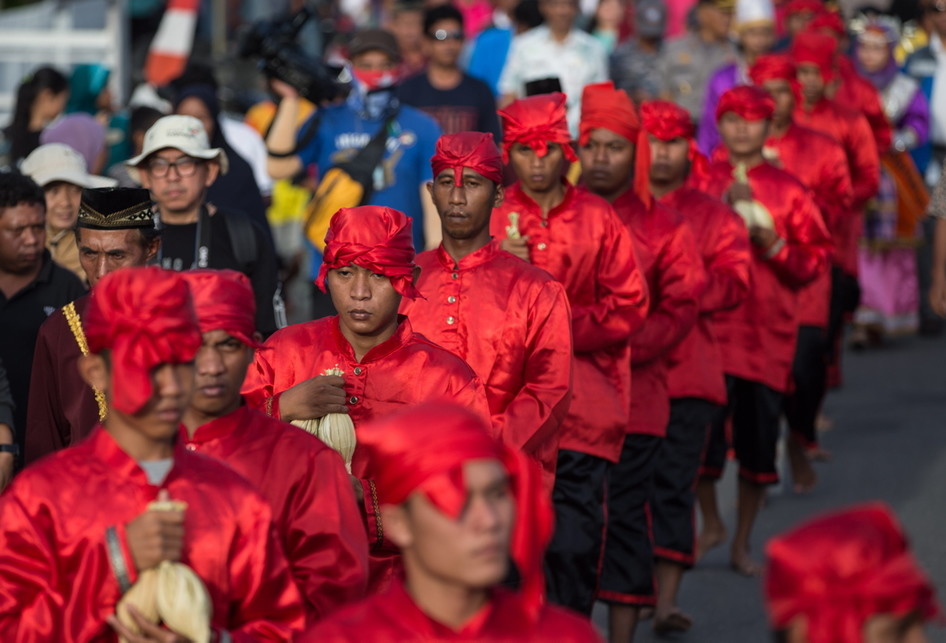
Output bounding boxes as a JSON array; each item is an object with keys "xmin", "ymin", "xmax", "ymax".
[
  {"xmin": 125, "ymin": 115, "xmax": 229, "ymax": 183},
  {"xmin": 21, "ymin": 143, "xmax": 118, "ymax": 189}
]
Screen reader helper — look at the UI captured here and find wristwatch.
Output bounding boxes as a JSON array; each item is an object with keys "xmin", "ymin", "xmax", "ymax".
[{"xmin": 0, "ymin": 444, "xmax": 20, "ymax": 458}]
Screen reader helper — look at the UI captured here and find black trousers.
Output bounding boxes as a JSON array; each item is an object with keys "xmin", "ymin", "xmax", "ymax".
[
  {"xmin": 598, "ymin": 434, "xmax": 662, "ymax": 607},
  {"xmin": 784, "ymin": 325, "xmax": 828, "ymax": 448},
  {"xmin": 651, "ymin": 398, "xmax": 718, "ymax": 567},
  {"xmin": 546, "ymin": 449, "xmax": 609, "ymax": 616}
]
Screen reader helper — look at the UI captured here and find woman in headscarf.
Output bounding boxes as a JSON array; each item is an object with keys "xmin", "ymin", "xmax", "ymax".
[{"xmin": 66, "ymin": 64, "xmax": 131, "ymax": 169}]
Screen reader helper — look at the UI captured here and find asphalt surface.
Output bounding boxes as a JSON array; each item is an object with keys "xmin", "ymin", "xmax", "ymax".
[{"xmin": 591, "ymin": 330, "xmax": 946, "ymax": 642}]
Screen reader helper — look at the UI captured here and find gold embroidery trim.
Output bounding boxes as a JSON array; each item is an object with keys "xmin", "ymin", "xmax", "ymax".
[{"xmin": 63, "ymin": 302, "xmax": 107, "ymax": 421}]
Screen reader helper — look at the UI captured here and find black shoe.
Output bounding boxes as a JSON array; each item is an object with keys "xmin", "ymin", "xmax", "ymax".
[{"xmin": 919, "ymin": 319, "xmax": 944, "ymax": 337}]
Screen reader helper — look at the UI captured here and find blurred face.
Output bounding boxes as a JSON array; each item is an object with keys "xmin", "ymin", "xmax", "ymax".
[
  {"xmin": 36, "ymin": 89, "xmax": 68, "ymax": 124},
  {"xmin": 699, "ymin": 5, "xmax": 734, "ymax": 40},
  {"xmin": 138, "ymin": 149, "xmax": 218, "ymax": 216},
  {"xmin": 739, "ymin": 24, "xmax": 775, "ymax": 57},
  {"xmin": 429, "ymin": 168, "xmax": 503, "ymax": 241},
  {"xmin": 175, "ymin": 97, "xmax": 215, "ymax": 141},
  {"xmin": 786, "ymin": 11, "xmax": 815, "ymax": 37},
  {"xmin": 190, "ymin": 329, "xmax": 254, "ymax": 420},
  {"xmin": 328, "ymin": 264, "xmax": 403, "ymax": 340},
  {"xmin": 648, "ymin": 135, "xmax": 690, "ymax": 186},
  {"xmin": 425, "ymin": 18, "xmax": 465, "ymax": 68},
  {"xmin": 928, "ymin": 1, "xmax": 946, "ymax": 38},
  {"xmin": 0, "ymin": 202, "xmax": 45, "ymax": 275},
  {"xmin": 77, "ymin": 228, "xmax": 159, "ymax": 287},
  {"xmin": 109, "ymin": 361, "xmax": 195, "ymax": 441},
  {"xmin": 390, "ymin": 10, "xmax": 425, "ymax": 50},
  {"xmin": 508, "ymin": 143, "xmax": 566, "ymax": 194},
  {"xmin": 763, "ymin": 79, "xmax": 795, "ymax": 125},
  {"xmin": 718, "ymin": 112, "xmax": 769, "ymax": 157},
  {"xmin": 578, "ymin": 128, "xmax": 634, "ymax": 199},
  {"xmin": 539, "ymin": 0, "xmax": 579, "ymax": 34},
  {"xmin": 857, "ymin": 37, "xmax": 891, "ymax": 74},
  {"xmin": 388, "ymin": 459, "xmax": 514, "ymax": 589},
  {"xmin": 797, "ymin": 63, "xmax": 827, "ymax": 103},
  {"xmin": 44, "ymin": 181, "xmax": 83, "ymax": 231}
]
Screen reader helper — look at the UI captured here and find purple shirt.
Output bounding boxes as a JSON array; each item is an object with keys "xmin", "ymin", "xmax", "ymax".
[{"xmin": 698, "ymin": 62, "xmax": 747, "ymax": 156}]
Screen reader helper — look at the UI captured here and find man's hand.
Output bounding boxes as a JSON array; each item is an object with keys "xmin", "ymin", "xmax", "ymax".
[
  {"xmin": 270, "ymin": 78, "xmax": 300, "ymax": 101},
  {"xmin": 500, "ymin": 236, "xmax": 531, "ymax": 263},
  {"xmin": 930, "ymin": 275, "xmax": 946, "ymax": 317},
  {"xmin": 125, "ymin": 494, "xmax": 185, "ymax": 573},
  {"xmin": 749, "ymin": 226, "xmax": 779, "ymax": 250},
  {"xmin": 727, "ymin": 182, "xmax": 753, "ymax": 204},
  {"xmin": 278, "ymin": 375, "xmax": 348, "ymax": 421},
  {"xmin": 0, "ymin": 423, "xmax": 14, "ymax": 492},
  {"xmin": 107, "ymin": 605, "xmax": 191, "ymax": 642}
]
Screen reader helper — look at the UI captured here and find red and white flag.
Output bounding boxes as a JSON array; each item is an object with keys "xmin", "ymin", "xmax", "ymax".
[{"xmin": 144, "ymin": 0, "xmax": 200, "ymax": 87}]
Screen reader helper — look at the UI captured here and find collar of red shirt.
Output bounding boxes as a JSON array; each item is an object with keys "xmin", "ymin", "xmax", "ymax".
[
  {"xmin": 435, "ymin": 239, "xmax": 502, "ymax": 272},
  {"xmin": 329, "ymin": 313, "xmax": 413, "ymax": 363},
  {"xmin": 89, "ymin": 425, "xmax": 187, "ymax": 487},
  {"xmin": 182, "ymin": 403, "xmax": 253, "ymax": 446},
  {"xmin": 384, "ymin": 581, "xmax": 518, "ymax": 637},
  {"xmin": 505, "ymin": 179, "xmax": 580, "ymax": 221}
]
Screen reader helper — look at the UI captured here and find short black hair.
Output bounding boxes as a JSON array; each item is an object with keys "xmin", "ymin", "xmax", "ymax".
[
  {"xmin": 424, "ymin": 4, "xmax": 464, "ymax": 35},
  {"xmin": 0, "ymin": 171, "xmax": 46, "ymax": 215},
  {"xmin": 74, "ymin": 225, "xmax": 162, "ymax": 249},
  {"xmin": 514, "ymin": 0, "xmax": 544, "ymax": 31},
  {"xmin": 130, "ymin": 106, "xmax": 165, "ymax": 135}
]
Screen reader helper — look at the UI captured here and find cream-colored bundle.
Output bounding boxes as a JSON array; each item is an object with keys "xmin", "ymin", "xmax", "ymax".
[
  {"xmin": 292, "ymin": 365, "xmax": 357, "ymax": 473},
  {"xmin": 505, "ymin": 211, "xmax": 522, "ymax": 239},
  {"xmin": 731, "ymin": 163, "xmax": 774, "ymax": 231},
  {"xmin": 117, "ymin": 500, "xmax": 212, "ymax": 643}
]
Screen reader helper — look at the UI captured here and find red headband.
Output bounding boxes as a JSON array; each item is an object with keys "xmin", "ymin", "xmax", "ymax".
[
  {"xmin": 431, "ymin": 131, "xmax": 504, "ymax": 187},
  {"xmin": 181, "ymin": 269, "xmax": 263, "ymax": 349},
  {"xmin": 359, "ymin": 402, "xmax": 554, "ymax": 621},
  {"xmin": 792, "ymin": 30, "xmax": 838, "ymax": 82},
  {"xmin": 316, "ymin": 206, "xmax": 421, "ymax": 300},
  {"xmin": 85, "ymin": 267, "xmax": 202, "ymax": 415},
  {"xmin": 499, "ymin": 92, "xmax": 576, "ymax": 164},
  {"xmin": 783, "ymin": 0, "xmax": 825, "ymax": 17},
  {"xmin": 750, "ymin": 53, "xmax": 804, "ymax": 104},
  {"xmin": 715, "ymin": 85, "xmax": 776, "ymax": 123},
  {"xmin": 765, "ymin": 503, "xmax": 942, "ymax": 643},
  {"xmin": 638, "ymin": 99, "xmax": 708, "ymax": 191},
  {"xmin": 807, "ymin": 11, "xmax": 845, "ymax": 39}
]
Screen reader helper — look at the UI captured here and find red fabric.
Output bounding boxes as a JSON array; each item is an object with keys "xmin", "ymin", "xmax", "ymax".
[
  {"xmin": 0, "ymin": 427, "xmax": 305, "ymax": 641},
  {"xmin": 498, "ymin": 93, "xmax": 577, "ymax": 163},
  {"xmin": 791, "ymin": 30, "xmax": 837, "ymax": 82},
  {"xmin": 806, "ymin": 11, "xmax": 845, "ymax": 39},
  {"xmin": 638, "ymin": 100, "xmax": 709, "ymax": 201},
  {"xmin": 182, "ymin": 405, "xmax": 369, "ymax": 622},
  {"xmin": 242, "ymin": 315, "xmax": 490, "ymax": 592},
  {"xmin": 833, "ymin": 59, "xmax": 894, "ymax": 154},
  {"xmin": 699, "ymin": 161, "xmax": 831, "ymax": 392},
  {"xmin": 431, "ymin": 132, "xmax": 504, "ymax": 187},
  {"xmin": 181, "ymin": 269, "xmax": 264, "ymax": 348},
  {"xmin": 794, "ymin": 97, "xmax": 880, "ymax": 275},
  {"xmin": 715, "ymin": 85, "xmax": 775, "ymax": 123},
  {"xmin": 783, "ymin": 0, "xmax": 825, "ymax": 16},
  {"xmin": 357, "ymin": 402, "xmax": 553, "ymax": 619},
  {"xmin": 765, "ymin": 503, "xmax": 942, "ymax": 643},
  {"xmin": 749, "ymin": 53, "xmax": 796, "ymax": 85},
  {"xmin": 303, "ymin": 583, "xmax": 601, "ymax": 642},
  {"xmin": 402, "ymin": 241, "xmax": 573, "ymax": 494},
  {"xmin": 612, "ymin": 190, "xmax": 705, "ymax": 436},
  {"xmin": 84, "ymin": 267, "xmax": 201, "ymax": 415},
  {"xmin": 660, "ymin": 188, "xmax": 751, "ymax": 405},
  {"xmin": 490, "ymin": 182, "xmax": 649, "ymax": 462},
  {"xmin": 315, "ymin": 206, "xmax": 421, "ymax": 300}
]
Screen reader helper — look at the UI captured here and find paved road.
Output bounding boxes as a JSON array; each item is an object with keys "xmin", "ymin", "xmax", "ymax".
[{"xmin": 592, "ymin": 331, "xmax": 946, "ymax": 641}]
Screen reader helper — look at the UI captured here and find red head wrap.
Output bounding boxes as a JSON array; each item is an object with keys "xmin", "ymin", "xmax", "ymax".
[
  {"xmin": 807, "ymin": 11, "xmax": 845, "ymax": 39},
  {"xmin": 85, "ymin": 266, "xmax": 201, "ymax": 415},
  {"xmin": 765, "ymin": 503, "xmax": 942, "ymax": 643},
  {"xmin": 181, "ymin": 269, "xmax": 263, "ymax": 349},
  {"xmin": 359, "ymin": 401, "xmax": 554, "ymax": 620},
  {"xmin": 750, "ymin": 53, "xmax": 803, "ymax": 104},
  {"xmin": 316, "ymin": 205, "xmax": 421, "ymax": 299},
  {"xmin": 638, "ymin": 99, "xmax": 709, "ymax": 193},
  {"xmin": 430, "ymin": 132, "xmax": 503, "ymax": 187},
  {"xmin": 783, "ymin": 0, "xmax": 825, "ymax": 17},
  {"xmin": 715, "ymin": 85, "xmax": 776, "ymax": 123},
  {"xmin": 498, "ymin": 92, "xmax": 577, "ymax": 164},
  {"xmin": 791, "ymin": 30, "xmax": 838, "ymax": 82}
]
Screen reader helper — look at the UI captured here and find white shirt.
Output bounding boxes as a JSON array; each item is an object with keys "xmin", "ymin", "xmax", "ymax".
[
  {"xmin": 220, "ymin": 117, "xmax": 274, "ymax": 197},
  {"xmin": 498, "ymin": 25, "xmax": 608, "ymax": 137},
  {"xmin": 929, "ymin": 34, "xmax": 946, "ymax": 147}
]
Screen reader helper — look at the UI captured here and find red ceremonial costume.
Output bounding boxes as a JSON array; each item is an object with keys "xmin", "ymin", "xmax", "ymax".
[
  {"xmin": 242, "ymin": 207, "xmax": 489, "ymax": 593},
  {"xmin": 181, "ymin": 270, "xmax": 369, "ymax": 620},
  {"xmin": 404, "ymin": 134, "xmax": 573, "ymax": 493},
  {"xmin": 0, "ymin": 268, "xmax": 304, "ymax": 641},
  {"xmin": 765, "ymin": 503, "xmax": 942, "ymax": 643},
  {"xmin": 304, "ymin": 403, "xmax": 602, "ymax": 642}
]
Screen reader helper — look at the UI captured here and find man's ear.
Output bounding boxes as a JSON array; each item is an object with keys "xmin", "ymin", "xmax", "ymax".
[
  {"xmin": 145, "ymin": 238, "xmax": 161, "ymax": 262},
  {"xmin": 425, "ymin": 181, "xmax": 434, "ymax": 198},
  {"xmin": 381, "ymin": 504, "xmax": 413, "ymax": 549},
  {"xmin": 204, "ymin": 161, "xmax": 221, "ymax": 187},
  {"xmin": 78, "ymin": 354, "xmax": 108, "ymax": 393},
  {"xmin": 493, "ymin": 183, "xmax": 505, "ymax": 209}
]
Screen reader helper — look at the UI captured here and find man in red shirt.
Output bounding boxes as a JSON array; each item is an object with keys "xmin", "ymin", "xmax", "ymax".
[
  {"xmin": 0, "ymin": 267, "xmax": 304, "ymax": 640},
  {"xmin": 489, "ymin": 92, "xmax": 649, "ymax": 615},
  {"xmin": 304, "ymin": 402, "xmax": 601, "ymax": 642},
  {"xmin": 180, "ymin": 269, "xmax": 369, "ymax": 622},
  {"xmin": 697, "ymin": 86, "xmax": 831, "ymax": 575},
  {"xmin": 639, "ymin": 98, "xmax": 752, "ymax": 633},
  {"xmin": 577, "ymin": 82, "xmax": 705, "ymax": 641},
  {"xmin": 402, "ymin": 131, "xmax": 573, "ymax": 494},
  {"xmin": 243, "ymin": 205, "xmax": 489, "ymax": 593}
]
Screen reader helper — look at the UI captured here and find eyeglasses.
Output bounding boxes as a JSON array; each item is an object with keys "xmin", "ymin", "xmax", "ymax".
[
  {"xmin": 429, "ymin": 29, "xmax": 464, "ymax": 41},
  {"xmin": 146, "ymin": 157, "xmax": 203, "ymax": 178}
]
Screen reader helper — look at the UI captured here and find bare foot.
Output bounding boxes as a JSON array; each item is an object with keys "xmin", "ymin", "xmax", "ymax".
[
  {"xmin": 729, "ymin": 548, "xmax": 762, "ymax": 577},
  {"xmin": 786, "ymin": 438, "xmax": 818, "ymax": 494},
  {"xmin": 696, "ymin": 524, "xmax": 727, "ymax": 561},
  {"xmin": 816, "ymin": 414, "xmax": 834, "ymax": 433},
  {"xmin": 653, "ymin": 608, "xmax": 693, "ymax": 635},
  {"xmin": 808, "ymin": 445, "xmax": 832, "ymax": 462}
]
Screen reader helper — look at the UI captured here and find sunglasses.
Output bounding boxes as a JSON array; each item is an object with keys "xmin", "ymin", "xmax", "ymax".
[{"xmin": 429, "ymin": 28, "xmax": 464, "ymax": 41}]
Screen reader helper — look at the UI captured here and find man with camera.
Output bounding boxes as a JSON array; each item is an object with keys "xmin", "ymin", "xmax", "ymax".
[{"xmin": 265, "ymin": 29, "xmax": 442, "ymax": 318}]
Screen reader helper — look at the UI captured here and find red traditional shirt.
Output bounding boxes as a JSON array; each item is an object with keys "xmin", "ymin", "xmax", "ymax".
[
  {"xmin": 402, "ymin": 240, "xmax": 573, "ymax": 492},
  {"xmin": 242, "ymin": 315, "xmax": 489, "ymax": 593},
  {"xmin": 700, "ymin": 161, "xmax": 832, "ymax": 392},
  {"xmin": 611, "ymin": 189, "xmax": 705, "ymax": 436},
  {"xmin": 0, "ymin": 427, "xmax": 305, "ymax": 641},
  {"xmin": 490, "ymin": 181, "xmax": 649, "ymax": 462},
  {"xmin": 660, "ymin": 187, "xmax": 752, "ymax": 405},
  {"xmin": 302, "ymin": 582, "xmax": 601, "ymax": 642},
  {"xmin": 834, "ymin": 58, "xmax": 894, "ymax": 155},
  {"xmin": 180, "ymin": 404, "xmax": 369, "ymax": 622}
]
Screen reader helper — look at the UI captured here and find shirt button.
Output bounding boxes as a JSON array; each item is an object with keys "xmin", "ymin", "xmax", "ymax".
[
  {"xmin": 537, "ymin": 242, "xmax": 548, "ymax": 251},
  {"xmin": 541, "ymin": 220, "xmax": 549, "ymax": 228},
  {"xmin": 349, "ymin": 396, "xmax": 359, "ymax": 404},
  {"xmin": 353, "ymin": 367, "xmax": 363, "ymax": 375},
  {"xmin": 447, "ymin": 316, "xmax": 456, "ymax": 325},
  {"xmin": 451, "ymin": 272, "xmax": 459, "ymax": 280},
  {"xmin": 447, "ymin": 296, "xmax": 457, "ymax": 303},
  {"xmin": 185, "ymin": 443, "xmax": 197, "ymax": 451}
]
